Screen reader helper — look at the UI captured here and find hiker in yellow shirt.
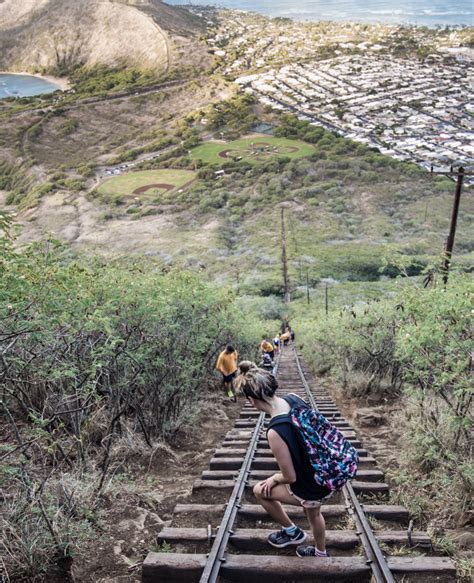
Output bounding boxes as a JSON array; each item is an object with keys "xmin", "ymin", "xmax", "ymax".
[
  {"xmin": 260, "ymin": 339, "xmax": 275, "ymax": 360},
  {"xmin": 216, "ymin": 345, "xmax": 238, "ymax": 402},
  {"xmin": 280, "ymin": 331, "xmax": 291, "ymax": 346}
]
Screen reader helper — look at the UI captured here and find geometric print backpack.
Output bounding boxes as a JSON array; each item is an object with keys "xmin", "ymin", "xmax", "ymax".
[{"xmin": 288, "ymin": 397, "xmax": 359, "ymax": 491}]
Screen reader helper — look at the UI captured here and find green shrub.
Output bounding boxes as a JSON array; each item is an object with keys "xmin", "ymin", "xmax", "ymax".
[
  {"xmin": 63, "ymin": 178, "xmax": 84, "ymax": 192},
  {"xmin": 294, "ymin": 273, "xmax": 472, "ymax": 525},
  {"xmin": 58, "ymin": 118, "xmax": 79, "ymax": 137},
  {"xmin": 70, "ymin": 66, "xmax": 158, "ymax": 96},
  {"xmin": 0, "ymin": 212, "xmax": 267, "ymax": 579},
  {"xmin": 77, "ymin": 163, "xmax": 95, "ymax": 177},
  {"xmin": 206, "ymin": 94, "xmax": 257, "ymax": 134}
]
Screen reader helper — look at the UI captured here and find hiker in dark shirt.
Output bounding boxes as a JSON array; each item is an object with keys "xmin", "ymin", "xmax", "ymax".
[{"xmin": 236, "ymin": 361, "xmax": 332, "ymax": 558}]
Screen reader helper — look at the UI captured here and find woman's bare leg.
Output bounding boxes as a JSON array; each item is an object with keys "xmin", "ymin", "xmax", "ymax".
[
  {"xmin": 304, "ymin": 506, "xmax": 326, "ymax": 552},
  {"xmin": 253, "ymin": 482, "xmax": 300, "ymax": 528}
]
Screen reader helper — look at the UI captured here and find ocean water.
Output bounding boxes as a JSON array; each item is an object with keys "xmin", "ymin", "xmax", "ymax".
[
  {"xmin": 166, "ymin": 0, "xmax": 473, "ymax": 26},
  {"xmin": 0, "ymin": 74, "xmax": 61, "ymax": 99}
]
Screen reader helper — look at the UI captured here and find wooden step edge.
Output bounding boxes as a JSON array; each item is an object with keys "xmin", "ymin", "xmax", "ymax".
[
  {"xmin": 237, "ymin": 503, "xmax": 409, "ymax": 522},
  {"xmin": 142, "ymin": 553, "xmax": 457, "ymax": 583},
  {"xmin": 142, "ymin": 553, "xmax": 206, "ymax": 583},
  {"xmin": 142, "ymin": 553, "xmax": 371, "ymax": 583},
  {"xmin": 221, "ymin": 443, "xmax": 371, "ymax": 458},
  {"xmin": 158, "ymin": 527, "xmax": 360, "ymax": 549},
  {"xmin": 387, "ymin": 555, "xmax": 456, "ymax": 575},
  {"xmin": 201, "ymin": 469, "xmax": 385, "ymax": 482},
  {"xmin": 192, "ymin": 479, "xmax": 389, "ymax": 494},
  {"xmin": 157, "ymin": 527, "xmax": 431, "ymax": 550},
  {"xmin": 223, "ymin": 437, "xmax": 364, "ymax": 448},
  {"xmin": 209, "ymin": 457, "xmax": 377, "ymax": 470},
  {"xmin": 173, "ymin": 502, "xmax": 410, "ymax": 522}
]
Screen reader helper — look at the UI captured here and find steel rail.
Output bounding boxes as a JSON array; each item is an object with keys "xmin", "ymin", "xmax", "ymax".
[
  {"xmin": 291, "ymin": 343, "xmax": 396, "ymax": 583},
  {"xmin": 199, "ymin": 353, "xmax": 282, "ymax": 583}
]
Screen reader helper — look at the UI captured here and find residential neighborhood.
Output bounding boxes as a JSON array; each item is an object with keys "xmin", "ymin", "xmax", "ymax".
[
  {"xmin": 236, "ymin": 55, "xmax": 473, "ymax": 179},
  {"xmin": 194, "ymin": 7, "xmax": 474, "ymax": 182}
]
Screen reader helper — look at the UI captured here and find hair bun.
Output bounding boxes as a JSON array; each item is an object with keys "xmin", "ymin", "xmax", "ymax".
[{"xmin": 238, "ymin": 360, "xmax": 257, "ymax": 374}]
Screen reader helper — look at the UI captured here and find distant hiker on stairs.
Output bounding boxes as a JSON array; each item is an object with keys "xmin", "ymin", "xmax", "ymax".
[
  {"xmin": 260, "ymin": 338, "xmax": 275, "ymax": 359},
  {"xmin": 216, "ymin": 345, "xmax": 238, "ymax": 402}
]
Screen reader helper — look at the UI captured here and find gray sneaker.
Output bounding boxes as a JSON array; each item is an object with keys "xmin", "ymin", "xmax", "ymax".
[
  {"xmin": 267, "ymin": 527, "xmax": 306, "ymax": 548},
  {"xmin": 296, "ymin": 544, "xmax": 330, "ymax": 557}
]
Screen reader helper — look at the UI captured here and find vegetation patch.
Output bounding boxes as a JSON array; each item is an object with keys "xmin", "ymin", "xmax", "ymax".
[
  {"xmin": 190, "ymin": 136, "xmax": 315, "ymax": 166},
  {"xmin": 0, "ymin": 212, "xmax": 268, "ymax": 580},
  {"xmin": 294, "ymin": 272, "xmax": 472, "ymax": 529}
]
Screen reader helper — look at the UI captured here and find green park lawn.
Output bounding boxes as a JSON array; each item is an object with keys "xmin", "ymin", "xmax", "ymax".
[{"xmin": 190, "ymin": 135, "xmax": 315, "ymax": 165}]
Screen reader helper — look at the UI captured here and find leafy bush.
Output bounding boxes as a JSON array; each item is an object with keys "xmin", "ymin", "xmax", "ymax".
[
  {"xmin": 58, "ymin": 118, "xmax": 79, "ymax": 137},
  {"xmin": 0, "ymin": 161, "xmax": 31, "ymax": 193},
  {"xmin": 0, "ymin": 212, "xmax": 265, "ymax": 579},
  {"xmin": 295, "ymin": 273, "xmax": 472, "ymax": 525},
  {"xmin": 206, "ymin": 94, "xmax": 257, "ymax": 134},
  {"xmin": 77, "ymin": 163, "xmax": 95, "ymax": 177},
  {"xmin": 392, "ymin": 275, "xmax": 473, "ymax": 524},
  {"xmin": 296, "ymin": 298, "xmax": 401, "ymax": 394},
  {"xmin": 70, "ymin": 66, "xmax": 158, "ymax": 96},
  {"xmin": 63, "ymin": 178, "xmax": 84, "ymax": 191}
]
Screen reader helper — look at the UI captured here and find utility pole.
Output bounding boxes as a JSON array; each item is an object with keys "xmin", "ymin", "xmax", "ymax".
[
  {"xmin": 442, "ymin": 167, "xmax": 465, "ymax": 285},
  {"xmin": 281, "ymin": 207, "xmax": 290, "ymax": 304},
  {"xmin": 325, "ymin": 282, "xmax": 329, "ymax": 316},
  {"xmin": 306, "ymin": 268, "xmax": 310, "ymax": 305}
]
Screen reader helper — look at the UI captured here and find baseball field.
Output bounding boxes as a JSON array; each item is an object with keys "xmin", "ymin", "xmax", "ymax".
[
  {"xmin": 98, "ymin": 169, "xmax": 197, "ymax": 203},
  {"xmin": 190, "ymin": 136, "xmax": 315, "ymax": 165}
]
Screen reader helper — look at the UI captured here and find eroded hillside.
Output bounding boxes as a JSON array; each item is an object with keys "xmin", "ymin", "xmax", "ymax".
[{"xmin": 0, "ymin": 0, "xmax": 208, "ymax": 74}]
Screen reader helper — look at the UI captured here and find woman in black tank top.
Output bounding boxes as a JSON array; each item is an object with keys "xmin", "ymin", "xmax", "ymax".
[
  {"xmin": 268, "ymin": 393, "xmax": 332, "ymax": 501},
  {"xmin": 236, "ymin": 361, "xmax": 331, "ymax": 558}
]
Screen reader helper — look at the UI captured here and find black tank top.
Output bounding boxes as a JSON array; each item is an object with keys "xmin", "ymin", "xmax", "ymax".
[{"xmin": 267, "ymin": 394, "xmax": 331, "ymax": 501}]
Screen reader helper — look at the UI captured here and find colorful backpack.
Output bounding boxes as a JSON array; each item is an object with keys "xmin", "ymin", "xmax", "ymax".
[{"xmin": 288, "ymin": 397, "xmax": 359, "ymax": 491}]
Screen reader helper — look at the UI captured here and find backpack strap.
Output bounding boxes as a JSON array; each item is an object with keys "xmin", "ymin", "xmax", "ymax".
[
  {"xmin": 267, "ymin": 416, "xmax": 290, "ymax": 431},
  {"xmin": 284, "ymin": 393, "xmax": 309, "ymax": 408},
  {"xmin": 267, "ymin": 395, "xmax": 308, "ymax": 432}
]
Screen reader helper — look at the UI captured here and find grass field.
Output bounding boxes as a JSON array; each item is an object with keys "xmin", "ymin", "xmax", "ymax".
[
  {"xmin": 190, "ymin": 135, "xmax": 315, "ymax": 165},
  {"xmin": 97, "ymin": 169, "xmax": 197, "ymax": 205}
]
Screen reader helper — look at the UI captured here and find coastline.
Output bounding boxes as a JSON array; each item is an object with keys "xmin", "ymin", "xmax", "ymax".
[
  {"xmin": 171, "ymin": 1, "xmax": 474, "ymax": 27},
  {"xmin": 0, "ymin": 71, "xmax": 70, "ymax": 91}
]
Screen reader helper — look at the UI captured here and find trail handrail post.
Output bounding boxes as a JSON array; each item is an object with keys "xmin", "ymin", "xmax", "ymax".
[
  {"xmin": 325, "ymin": 282, "xmax": 329, "ymax": 316},
  {"xmin": 442, "ymin": 167, "xmax": 464, "ymax": 285}
]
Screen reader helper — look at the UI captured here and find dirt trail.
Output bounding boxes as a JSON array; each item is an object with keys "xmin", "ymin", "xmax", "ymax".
[{"xmin": 63, "ymin": 396, "xmax": 242, "ymax": 583}]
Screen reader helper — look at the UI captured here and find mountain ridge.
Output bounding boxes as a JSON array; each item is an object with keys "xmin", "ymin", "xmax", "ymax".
[{"xmin": 0, "ymin": 0, "xmax": 206, "ymax": 74}]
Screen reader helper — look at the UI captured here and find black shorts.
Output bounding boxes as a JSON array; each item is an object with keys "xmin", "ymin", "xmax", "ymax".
[{"xmin": 223, "ymin": 371, "xmax": 237, "ymax": 383}]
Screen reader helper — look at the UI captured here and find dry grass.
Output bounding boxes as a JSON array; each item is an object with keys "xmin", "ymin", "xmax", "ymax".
[{"xmin": 0, "ymin": 0, "xmax": 206, "ymax": 73}]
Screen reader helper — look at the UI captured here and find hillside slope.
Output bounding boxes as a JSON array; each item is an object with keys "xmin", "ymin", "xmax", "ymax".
[{"xmin": 0, "ymin": 0, "xmax": 205, "ymax": 74}]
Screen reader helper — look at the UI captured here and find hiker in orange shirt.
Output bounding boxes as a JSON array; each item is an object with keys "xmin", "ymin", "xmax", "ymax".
[
  {"xmin": 281, "ymin": 331, "xmax": 291, "ymax": 346},
  {"xmin": 216, "ymin": 345, "xmax": 238, "ymax": 402}
]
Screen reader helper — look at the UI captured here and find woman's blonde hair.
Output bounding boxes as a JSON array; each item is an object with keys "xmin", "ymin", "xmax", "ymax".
[{"xmin": 236, "ymin": 361, "xmax": 278, "ymax": 401}]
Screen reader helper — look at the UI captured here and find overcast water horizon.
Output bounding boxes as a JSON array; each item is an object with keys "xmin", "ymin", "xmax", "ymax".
[{"xmin": 166, "ymin": 0, "xmax": 473, "ymax": 26}]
